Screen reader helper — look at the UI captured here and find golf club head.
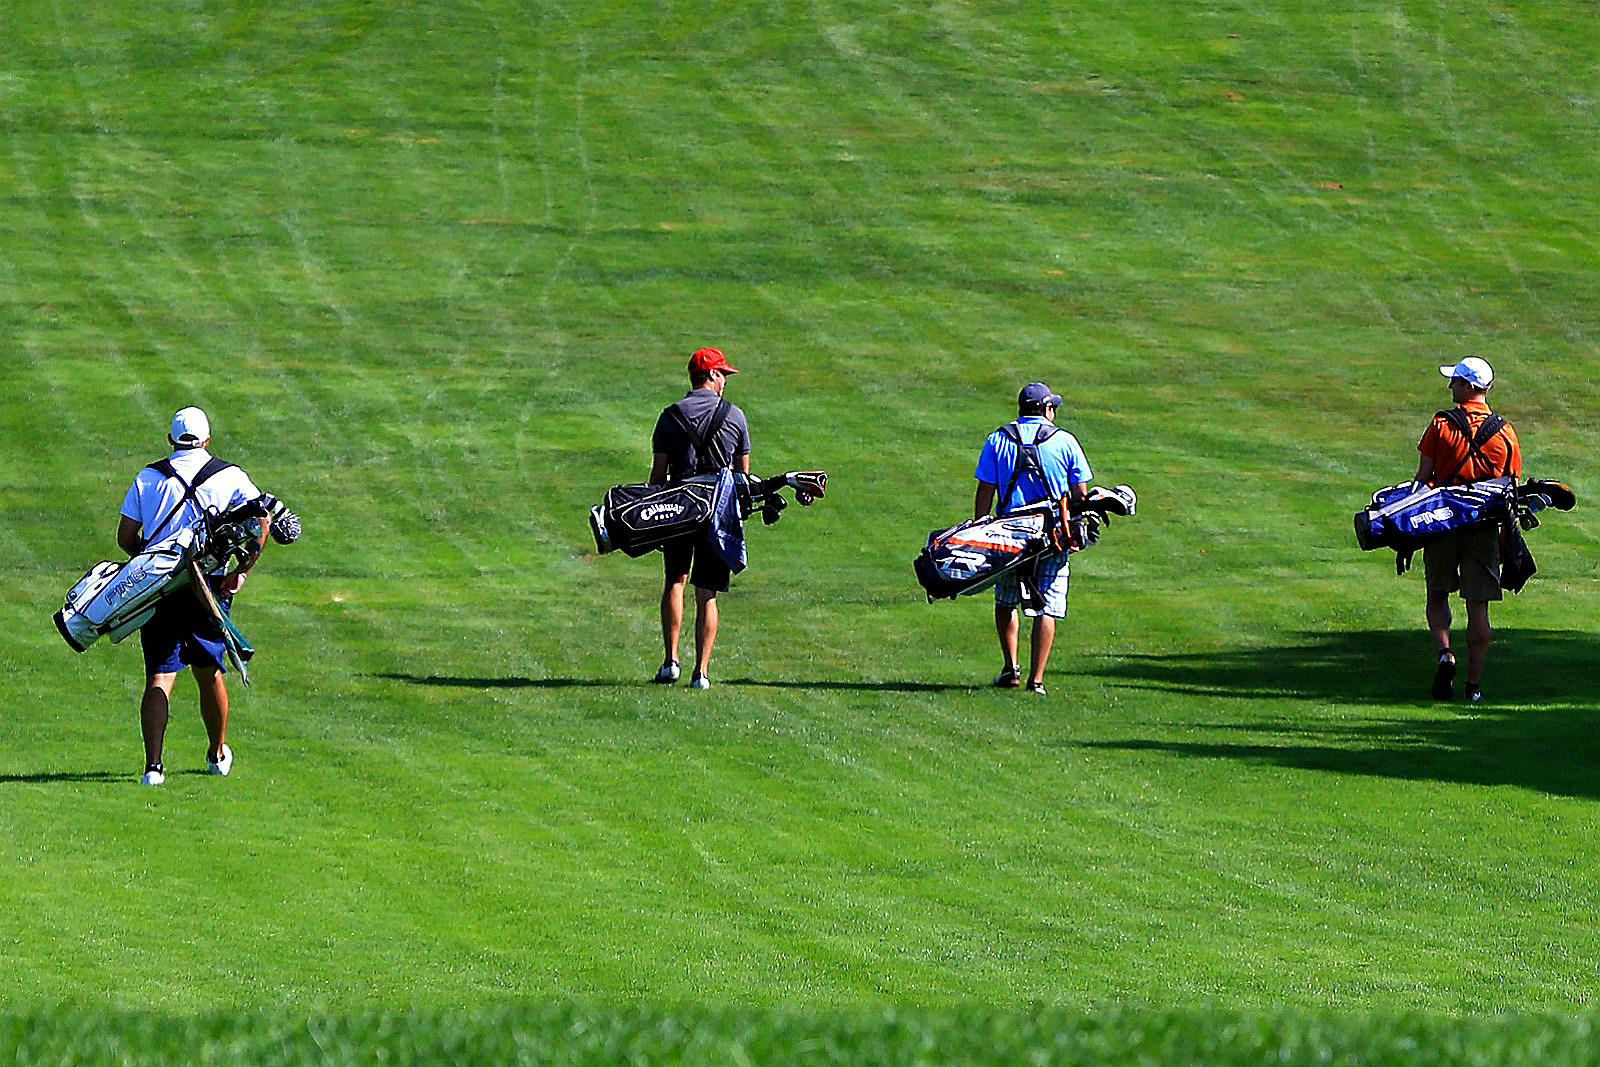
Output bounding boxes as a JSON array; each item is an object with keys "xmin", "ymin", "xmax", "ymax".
[
  {"xmin": 269, "ymin": 509, "xmax": 302, "ymax": 545},
  {"xmin": 1084, "ymin": 484, "xmax": 1137, "ymax": 517},
  {"xmin": 1522, "ymin": 479, "xmax": 1575, "ymax": 511},
  {"xmin": 785, "ymin": 471, "xmax": 827, "ymax": 499}
]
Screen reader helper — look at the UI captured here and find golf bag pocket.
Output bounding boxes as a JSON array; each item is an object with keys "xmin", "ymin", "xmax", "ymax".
[
  {"xmin": 591, "ymin": 477, "xmax": 719, "ymax": 557},
  {"xmin": 914, "ymin": 503, "xmax": 1057, "ymax": 601},
  {"xmin": 1354, "ymin": 477, "xmax": 1515, "ymax": 553},
  {"xmin": 54, "ymin": 526, "xmax": 202, "ymax": 651}
]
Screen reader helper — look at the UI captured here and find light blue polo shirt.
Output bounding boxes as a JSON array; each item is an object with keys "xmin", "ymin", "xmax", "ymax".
[{"xmin": 975, "ymin": 416, "xmax": 1092, "ymax": 513}]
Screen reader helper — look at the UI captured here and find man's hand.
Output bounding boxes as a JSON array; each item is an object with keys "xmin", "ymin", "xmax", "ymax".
[{"xmin": 219, "ymin": 571, "xmax": 248, "ymax": 596}]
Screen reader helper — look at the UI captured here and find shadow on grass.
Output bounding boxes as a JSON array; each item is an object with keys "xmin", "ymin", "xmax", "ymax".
[
  {"xmin": 1079, "ymin": 628, "xmax": 1600, "ymax": 798},
  {"xmin": 374, "ymin": 673, "xmax": 616, "ymax": 688},
  {"xmin": 723, "ymin": 679, "xmax": 982, "ymax": 693},
  {"xmin": 1083, "ymin": 629, "xmax": 1600, "ymax": 706},
  {"xmin": 377, "ymin": 673, "xmax": 980, "ymax": 693},
  {"xmin": 0, "ymin": 770, "xmax": 126, "ymax": 785}
]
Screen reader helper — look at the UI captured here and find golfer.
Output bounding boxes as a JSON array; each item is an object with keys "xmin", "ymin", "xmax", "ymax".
[
  {"xmin": 648, "ymin": 346, "xmax": 751, "ymax": 689},
  {"xmin": 973, "ymin": 382, "xmax": 1092, "ymax": 695},
  {"xmin": 118, "ymin": 407, "xmax": 270, "ymax": 784},
  {"xmin": 1415, "ymin": 357, "xmax": 1521, "ymax": 702}
]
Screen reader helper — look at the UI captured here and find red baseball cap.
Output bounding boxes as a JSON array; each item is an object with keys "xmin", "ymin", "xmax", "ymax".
[{"xmin": 688, "ymin": 346, "xmax": 738, "ymax": 374}]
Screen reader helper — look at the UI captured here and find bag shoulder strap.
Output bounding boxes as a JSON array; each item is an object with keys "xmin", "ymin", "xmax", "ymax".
[
  {"xmin": 1438, "ymin": 409, "xmax": 1507, "ymax": 483},
  {"xmin": 667, "ymin": 399, "xmax": 734, "ymax": 475},
  {"xmin": 997, "ymin": 421, "xmax": 1058, "ymax": 512},
  {"xmin": 141, "ymin": 456, "xmax": 237, "ymax": 542}
]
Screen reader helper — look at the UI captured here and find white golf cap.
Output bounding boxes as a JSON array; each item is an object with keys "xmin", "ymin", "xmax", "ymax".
[
  {"xmin": 1440, "ymin": 357, "xmax": 1493, "ymax": 388},
  {"xmin": 169, "ymin": 406, "xmax": 210, "ymax": 447}
]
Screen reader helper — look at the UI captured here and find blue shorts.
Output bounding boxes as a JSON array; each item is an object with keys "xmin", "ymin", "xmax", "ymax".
[
  {"xmin": 994, "ymin": 551, "xmax": 1070, "ymax": 618},
  {"xmin": 140, "ymin": 583, "xmax": 233, "ymax": 676}
]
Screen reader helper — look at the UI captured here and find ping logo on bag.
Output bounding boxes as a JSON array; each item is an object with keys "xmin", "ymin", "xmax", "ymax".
[{"xmin": 1410, "ymin": 507, "xmax": 1456, "ymax": 527}]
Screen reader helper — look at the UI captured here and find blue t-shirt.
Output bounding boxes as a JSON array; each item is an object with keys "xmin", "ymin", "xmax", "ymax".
[{"xmin": 974, "ymin": 416, "xmax": 1092, "ymax": 513}]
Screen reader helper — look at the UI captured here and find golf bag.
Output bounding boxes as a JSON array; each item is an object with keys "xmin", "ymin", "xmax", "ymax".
[
  {"xmin": 590, "ymin": 470, "xmax": 827, "ymax": 558},
  {"xmin": 1354, "ymin": 477, "xmax": 1518, "ymax": 553},
  {"xmin": 53, "ymin": 493, "xmax": 301, "ymax": 653},
  {"xmin": 54, "ymin": 526, "xmax": 206, "ymax": 651},
  {"xmin": 1354, "ymin": 476, "xmax": 1575, "ymax": 592},
  {"xmin": 915, "ymin": 484, "xmax": 1137, "ymax": 605}
]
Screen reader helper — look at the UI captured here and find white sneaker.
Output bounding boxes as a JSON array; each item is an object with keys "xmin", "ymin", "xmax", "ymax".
[
  {"xmin": 653, "ymin": 660, "xmax": 680, "ymax": 684},
  {"xmin": 689, "ymin": 673, "xmax": 710, "ymax": 690},
  {"xmin": 140, "ymin": 764, "xmax": 165, "ymax": 786},
  {"xmin": 207, "ymin": 744, "xmax": 233, "ymax": 776}
]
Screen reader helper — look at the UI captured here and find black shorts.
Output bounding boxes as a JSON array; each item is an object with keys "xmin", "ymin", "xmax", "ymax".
[
  {"xmin": 662, "ymin": 536, "xmax": 731, "ymax": 593},
  {"xmin": 140, "ymin": 581, "xmax": 233, "ymax": 675}
]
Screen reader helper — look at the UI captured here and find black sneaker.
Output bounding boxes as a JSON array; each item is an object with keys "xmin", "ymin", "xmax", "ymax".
[
  {"xmin": 993, "ymin": 667, "xmax": 1022, "ymax": 689},
  {"xmin": 1465, "ymin": 684, "xmax": 1483, "ymax": 703},
  {"xmin": 1431, "ymin": 652, "xmax": 1457, "ymax": 700}
]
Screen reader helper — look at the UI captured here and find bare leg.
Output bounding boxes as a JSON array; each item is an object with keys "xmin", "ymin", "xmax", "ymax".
[
  {"xmin": 995, "ymin": 604, "xmax": 1020, "ymax": 674},
  {"xmin": 1464, "ymin": 599, "xmax": 1491, "ymax": 686},
  {"xmin": 194, "ymin": 664, "xmax": 229, "ymax": 762},
  {"xmin": 1027, "ymin": 616, "xmax": 1057, "ymax": 687},
  {"xmin": 660, "ymin": 574, "xmax": 688, "ymax": 666},
  {"xmin": 1426, "ymin": 590, "xmax": 1453, "ymax": 653},
  {"xmin": 141, "ymin": 673, "xmax": 177, "ymax": 767},
  {"xmin": 693, "ymin": 587, "xmax": 718, "ymax": 677}
]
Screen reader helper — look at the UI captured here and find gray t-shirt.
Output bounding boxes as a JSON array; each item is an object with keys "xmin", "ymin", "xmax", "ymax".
[{"xmin": 652, "ymin": 388, "xmax": 751, "ymax": 481}]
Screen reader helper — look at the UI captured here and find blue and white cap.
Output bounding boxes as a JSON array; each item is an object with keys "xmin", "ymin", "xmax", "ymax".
[
  {"xmin": 1440, "ymin": 357, "xmax": 1493, "ymax": 389},
  {"xmin": 169, "ymin": 406, "xmax": 210, "ymax": 447}
]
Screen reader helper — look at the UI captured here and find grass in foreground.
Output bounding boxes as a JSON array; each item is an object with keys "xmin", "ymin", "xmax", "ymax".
[
  {"xmin": 8, "ymin": 1004, "xmax": 1600, "ymax": 1066},
  {"xmin": 2, "ymin": 0, "xmax": 1599, "ymax": 1024}
]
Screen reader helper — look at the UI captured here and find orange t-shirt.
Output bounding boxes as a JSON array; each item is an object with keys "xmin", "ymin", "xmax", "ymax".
[{"xmin": 1417, "ymin": 397, "xmax": 1521, "ymax": 486}]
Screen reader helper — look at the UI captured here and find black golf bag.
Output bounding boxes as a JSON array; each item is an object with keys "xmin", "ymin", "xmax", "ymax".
[
  {"xmin": 590, "ymin": 470, "xmax": 827, "ymax": 557},
  {"xmin": 915, "ymin": 484, "xmax": 1137, "ymax": 604}
]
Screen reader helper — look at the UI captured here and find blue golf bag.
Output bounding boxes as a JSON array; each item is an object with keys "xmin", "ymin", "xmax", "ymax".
[
  {"xmin": 1354, "ymin": 477, "xmax": 1517, "ymax": 553},
  {"xmin": 1354, "ymin": 476, "xmax": 1575, "ymax": 593}
]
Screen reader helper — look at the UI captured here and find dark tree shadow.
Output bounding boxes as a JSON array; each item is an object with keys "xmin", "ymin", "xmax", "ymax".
[
  {"xmin": 1083, "ymin": 629, "xmax": 1600, "ymax": 707},
  {"xmin": 1078, "ymin": 629, "xmax": 1600, "ymax": 799}
]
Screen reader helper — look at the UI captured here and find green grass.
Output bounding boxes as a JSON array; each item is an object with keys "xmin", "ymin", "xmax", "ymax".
[
  {"xmin": 9, "ymin": 1004, "xmax": 1600, "ymax": 1066},
  {"xmin": 3, "ymin": 0, "xmax": 1600, "ymax": 1058}
]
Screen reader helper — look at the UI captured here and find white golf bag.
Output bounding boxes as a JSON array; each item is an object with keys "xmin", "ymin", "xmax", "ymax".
[
  {"xmin": 53, "ymin": 492, "xmax": 302, "ymax": 653},
  {"xmin": 54, "ymin": 526, "xmax": 204, "ymax": 652}
]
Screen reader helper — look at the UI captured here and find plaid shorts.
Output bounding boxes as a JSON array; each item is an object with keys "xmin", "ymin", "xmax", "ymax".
[{"xmin": 994, "ymin": 550, "xmax": 1070, "ymax": 617}]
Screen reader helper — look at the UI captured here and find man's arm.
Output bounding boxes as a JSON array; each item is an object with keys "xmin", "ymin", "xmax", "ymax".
[
  {"xmin": 116, "ymin": 516, "xmax": 143, "ymax": 556},
  {"xmin": 738, "ymin": 452, "xmax": 750, "ymax": 475},
  {"xmin": 1415, "ymin": 454, "xmax": 1436, "ymax": 485},
  {"xmin": 1070, "ymin": 481, "xmax": 1089, "ymax": 502},
  {"xmin": 649, "ymin": 453, "xmax": 670, "ymax": 486},
  {"xmin": 218, "ymin": 514, "xmax": 270, "ymax": 596},
  {"xmin": 974, "ymin": 481, "xmax": 997, "ymax": 520}
]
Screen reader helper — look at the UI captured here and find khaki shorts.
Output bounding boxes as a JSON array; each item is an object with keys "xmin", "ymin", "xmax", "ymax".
[{"xmin": 1423, "ymin": 526, "xmax": 1502, "ymax": 601}]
